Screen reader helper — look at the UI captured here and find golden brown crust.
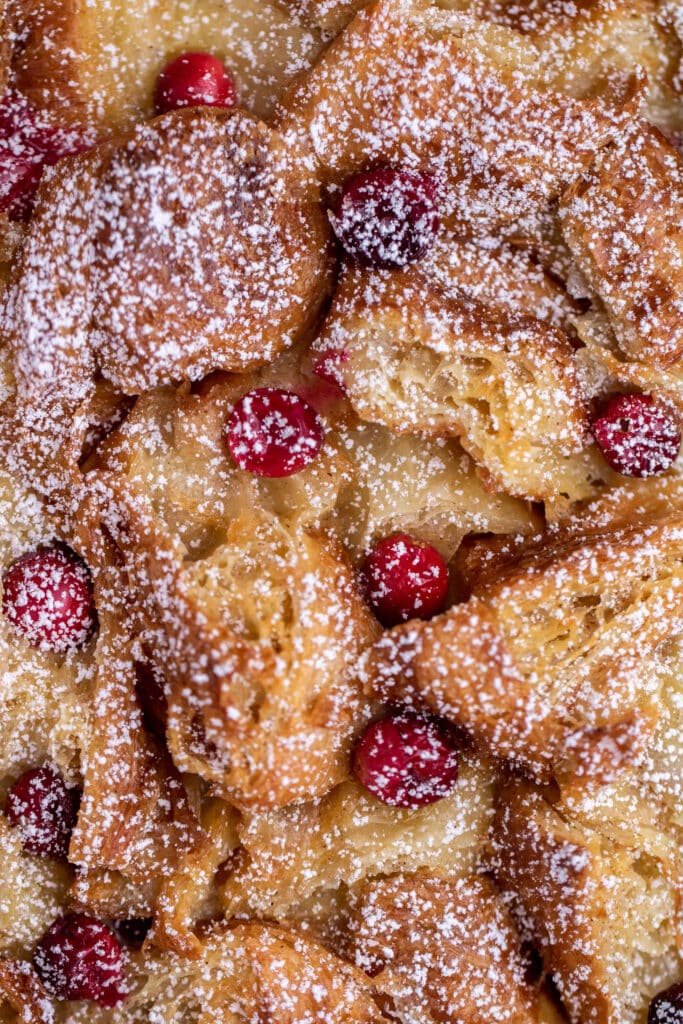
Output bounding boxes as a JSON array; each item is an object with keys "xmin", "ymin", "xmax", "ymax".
[
  {"xmin": 490, "ymin": 783, "xmax": 682, "ymax": 1024},
  {"xmin": 116, "ymin": 922, "xmax": 388, "ymax": 1024},
  {"xmin": 560, "ymin": 122, "xmax": 683, "ymax": 371},
  {"xmin": 2, "ymin": 107, "xmax": 331, "ymax": 498},
  {"xmin": 276, "ymin": 0, "xmax": 639, "ymax": 237},
  {"xmin": 370, "ymin": 512, "xmax": 683, "ymax": 783},
  {"xmin": 315, "ymin": 262, "xmax": 592, "ymax": 501},
  {"xmin": 0, "ymin": 959, "xmax": 53, "ymax": 1024},
  {"xmin": 343, "ymin": 871, "xmax": 538, "ymax": 1024}
]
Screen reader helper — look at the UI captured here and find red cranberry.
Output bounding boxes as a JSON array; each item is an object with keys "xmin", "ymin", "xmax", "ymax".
[
  {"xmin": 225, "ymin": 387, "xmax": 324, "ymax": 478},
  {"xmin": 154, "ymin": 52, "xmax": 237, "ymax": 115},
  {"xmin": 329, "ymin": 166, "xmax": 440, "ymax": 269},
  {"xmin": 0, "ymin": 90, "xmax": 93, "ymax": 220},
  {"xmin": 34, "ymin": 914, "xmax": 128, "ymax": 1006},
  {"xmin": 313, "ymin": 348, "xmax": 349, "ymax": 394},
  {"xmin": 5, "ymin": 764, "xmax": 80, "ymax": 860},
  {"xmin": 649, "ymin": 982, "xmax": 683, "ymax": 1024},
  {"xmin": 361, "ymin": 532, "xmax": 449, "ymax": 628},
  {"xmin": 2, "ymin": 546, "xmax": 96, "ymax": 652},
  {"xmin": 353, "ymin": 709, "xmax": 460, "ymax": 808},
  {"xmin": 592, "ymin": 393, "xmax": 681, "ymax": 477}
]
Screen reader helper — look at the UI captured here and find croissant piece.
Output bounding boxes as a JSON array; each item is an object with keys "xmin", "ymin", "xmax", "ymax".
[
  {"xmin": 276, "ymin": 0, "xmax": 639, "ymax": 236},
  {"xmin": 220, "ymin": 753, "xmax": 496, "ymax": 920},
  {"xmin": 0, "ymin": 960, "xmax": 53, "ymax": 1024},
  {"xmin": 491, "ymin": 783, "xmax": 682, "ymax": 1024},
  {"xmin": 369, "ymin": 511, "xmax": 683, "ymax": 783},
  {"xmin": 314, "ymin": 262, "xmax": 591, "ymax": 501},
  {"xmin": 113, "ymin": 922, "xmax": 388, "ymax": 1024},
  {"xmin": 7, "ymin": 0, "xmax": 322, "ymax": 129},
  {"xmin": 2, "ymin": 106, "xmax": 331, "ymax": 497},
  {"xmin": 343, "ymin": 871, "xmax": 538, "ymax": 1024},
  {"xmin": 560, "ymin": 122, "xmax": 683, "ymax": 372}
]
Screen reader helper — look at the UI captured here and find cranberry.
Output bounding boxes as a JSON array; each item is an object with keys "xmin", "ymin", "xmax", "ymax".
[
  {"xmin": 313, "ymin": 348, "xmax": 349, "ymax": 393},
  {"xmin": 34, "ymin": 914, "xmax": 128, "ymax": 1006},
  {"xmin": 0, "ymin": 90, "xmax": 93, "ymax": 220},
  {"xmin": 649, "ymin": 982, "xmax": 683, "ymax": 1024},
  {"xmin": 361, "ymin": 532, "xmax": 449, "ymax": 628},
  {"xmin": 329, "ymin": 166, "xmax": 440, "ymax": 269},
  {"xmin": 154, "ymin": 52, "xmax": 237, "ymax": 115},
  {"xmin": 592, "ymin": 393, "xmax": 681, "ymax": 477},
  {"xmin": 353, "ymin": 709, "xmax": 460, "ymax": 808},
  {"xmin": 2, "ymin": 546, "xmax": 96, "ymax": 652},
  {"xmin": 5, "ymin": 764, "xmax": 80, "ymax": 860},
  {"xmin": 225, "ymin": 387, "xmax": 324, "ymax": 478}
]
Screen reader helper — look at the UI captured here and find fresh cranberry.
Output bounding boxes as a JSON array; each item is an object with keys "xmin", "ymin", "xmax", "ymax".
[
  {"xmin": 2, "ymin": 546, "xmax": 96, "ymax": 652},
  {"xmin": 313, "ymin": 348, "xmax": 349, "ymax": 394},
  {"xmin": 154, "ymin": 52, "xmax": 237, "ymax": 115},
  {"xmin": 329, "ymin": 166, "xmax": 440, "ymax": 269},
  {"xmin": 34, "ymin": 914, "xmax": 128, "ymax": 1006},
  {"xmin": 361, "ymin": 532, "xmax": 449, "ymax": 628},
  {"xmin": 0, "ymin": 90, "xmax": 93, "ymax": 220},
  {"xmin": 648, "ymin": 982, "xmax": 683, "ymax": 1024},
  {"xmin": 225, "ymin": 387, "xmax": 324, "ymax": 478},
  {"xmin": 353, "ymin": 709, "xmax": 460, "ymax": 808},
  {"xmin": 5, "ymin": 765, "xmax": 80, "ymax": 860},
  {"xmin": 592, "ymin": 393, "xmax": 681, "ymax": 477}
]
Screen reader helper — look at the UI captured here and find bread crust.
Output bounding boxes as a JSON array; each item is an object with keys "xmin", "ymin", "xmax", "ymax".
[
  {"xmin": 369, "ymin": 512, "xmax": 683, "ymax": 783},
  {"xmin": 276, "ymin": 0, "xmax": 640, "ymax": 236},
  {"xmin": 560, "ymin": 122, "xmax": 683, "ymax": 371}
]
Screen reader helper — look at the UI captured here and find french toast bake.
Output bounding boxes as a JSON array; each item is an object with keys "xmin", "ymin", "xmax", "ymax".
[{"xmin": 0, "ymin": 0, "xmax": 682, "ymax": 1021}]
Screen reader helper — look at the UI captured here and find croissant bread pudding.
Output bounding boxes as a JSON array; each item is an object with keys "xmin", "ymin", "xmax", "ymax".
[{"xmin": 0, "ymin": 0, "xmax": 683, "ymax": 1021}]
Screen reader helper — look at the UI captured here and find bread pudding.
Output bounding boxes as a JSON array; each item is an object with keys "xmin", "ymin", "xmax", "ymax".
[{"xmin": 0, "ymin": 0, "xmax": 681, "ymax": 1021}]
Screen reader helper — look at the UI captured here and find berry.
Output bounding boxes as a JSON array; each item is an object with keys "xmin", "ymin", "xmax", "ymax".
[
  {"xmin": 313, "ymin": 348, "xmax": 349, "ymax": 394},
  {"xmin": 154, "ymin": 52, "xmax": 237, "ymax": 115},
  {"xmin": 648, "ymin": 982, "xmax": 683, "ymax": 1024},
  {"xmin": 225, "ymin": 387, "xmax": 324, "ymax": 478},
  {"xmin": 361, "ymin": 532, "xmax": 449, "ymax": 628},
  {"xmin": 592, "ymin": 393, "xmax": 681, "ymax": 477},
  {"xmin": 0, "ymin": 90, "xmax": 93, "ymax": 220},
  {"xmin": 2, "ymin": 546, "xmax": 96, "ymax": 652},
  {"xmin": 329, "ymin": 165, "xmax": 440, "ymax": 269},
  {"xmin": 5, "ymin": 764, "xmax": 80, "ymax": 860},
  {"xmin": 34, "ymin": 914, "xmax": 128, "ymax": 1006},
  {"xmin": 353, "ymin": 709, "xmax": 460, "ymax": 808}
]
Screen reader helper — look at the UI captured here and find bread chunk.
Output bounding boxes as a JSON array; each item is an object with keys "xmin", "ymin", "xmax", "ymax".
[
  {"xmin": 369, "ymin": 511, "xmax": 683, "ymax": 783},
  {"xmin": 560, "ymin": 123, "xmax": 683, "ymax": 372},
  {"xmin": 491, "ymin": 783, "xmax": 682, "ymax": 1024},
  {"xmin": 276, "ymin": 0, "xmax": 639, "ymax": 236},
  {"xmin": 315, "ymin": 263, "xmax": 591, "ymax": 501},
  {"xmin": 343, "ymin": 871, "xmax": 538, "ymax": 1024}
]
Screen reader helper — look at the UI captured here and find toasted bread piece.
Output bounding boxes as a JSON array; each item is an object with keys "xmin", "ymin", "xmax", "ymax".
[
  {"xmin": 276, "ymin": 0, "xmax": 639, "ymax": 236},
  {"xmin": 455, "ymin": 0, "xmax": 683, "ymax": 135},
  {"xmin": 277, "ymin": 0, "xmax": 367, "ymax": 35},
  {"xmin": 369, "ymin": 511, "xmax": 683, "ymax": 783},
  {"xmin": 344, "ymin": 871, "xmax": 538, "ymax": 1024},
  {"xmin": 7, "ymin": 0, "xmax": 322, "ymax": 129},
  {"xmin": 314, "ymin": 263, "xmax": 592, "ymax": 501},
  {"xmin": 2, "ymin": 107, "xmax": 331, "ymax": 497},
  {"xmin": 0, "ymin": 960, "xmax": 52, "ymax": 1024},
  {"xmin": 220, "ymin": 751, "xmax": 496, "ymax": 920},
  {"xmin": 54, "ymin": 922, "xmax": 387, "ymax": 1024},
  {"xmin": 491, "ymin": 783, "xmax": 682, "ymax": 1024},
  {"xmin": 560, "ymin": 122, "xmax": 683, "ymax": 372}
]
